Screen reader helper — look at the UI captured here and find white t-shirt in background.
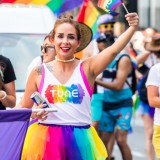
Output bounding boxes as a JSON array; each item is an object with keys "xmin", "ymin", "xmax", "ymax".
[
  {"xmin": 146, "ymin": 63, "xmax": 160, "ymax": 125},
  {"xmin": 26, "ymin": 56, "xmax": 42, "ymax": 81}
]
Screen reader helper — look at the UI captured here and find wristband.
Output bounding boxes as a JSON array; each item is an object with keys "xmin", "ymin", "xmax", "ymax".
[{"xmin": 1, "ymin": 90, "xmax": 7, "ymax": 100}]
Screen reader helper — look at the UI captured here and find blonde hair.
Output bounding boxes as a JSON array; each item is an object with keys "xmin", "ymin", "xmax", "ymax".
[{"xmin": 52, "ymin": 14, "xmax": 81, "ymax": 41}]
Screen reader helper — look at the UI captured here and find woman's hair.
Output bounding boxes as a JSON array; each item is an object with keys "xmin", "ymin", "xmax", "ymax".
[
  {"xmin": 51, "ymin": 14, "xmax": 81, "ymax": 41},
  {"xmin": 44, "ymin": 31, "xmax": 53, "ymax": 42}
]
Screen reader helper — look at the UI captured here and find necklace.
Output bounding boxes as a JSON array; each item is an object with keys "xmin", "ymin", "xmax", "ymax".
[{"xmin": 55, "ymin": 56, "xmax": 75, "ymax": 63}]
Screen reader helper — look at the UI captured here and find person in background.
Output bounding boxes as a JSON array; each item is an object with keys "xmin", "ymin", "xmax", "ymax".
[
  {"xmin": 91, "ymin": 33, "xmax": 115, "ymax": 132},
  {"xmin": 96, "ymin": 34, "xmax": 133, "ymax": 160},
  {"xmin": 82, "ymin": 13, "xmax": 116, "ymax": 59},
  {"xmin": 90, "ymin": 14, "xmax": 116, "ymax": 130},
  {"xmin": 16, "ymin": 33, "xmax": 56, "ymax": 108},
  {"xmin": 0, "ymin": 55, "xmax": 16, "ymax": 109},
  {"xmin": 146, "ymin": 34, "xmax": 160, "ymax": 160},
  {"xmin": 19, "ymin": 12, "xmax": 138, "ymax": 160},
  {"xmin": 97, "ymin": 14, "xmax": 115, "ymax": 35},
  {"xmin": 26, "ymin": 33, "xmax": 55, "ymax": 80},
  {"xmin": 134, "ymin": 30, "xmax": 159, "ymax": 160}
]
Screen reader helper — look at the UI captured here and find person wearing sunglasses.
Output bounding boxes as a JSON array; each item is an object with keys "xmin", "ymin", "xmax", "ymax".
[
  {"xmin": 90, "ymin": 16, "xmax": 116, "ymax": 129},
  {"xmin": 81, "ymin": 14, "xmax": 116, "ymax": 60},
  {"xmin": 97, "ymin": 14, "xmax": 115, "ymax": 35},
  {"xmin": 41, "ymin": 40, "xmax": 55, "ymax": 63},
  {"xmin": 26, "ymin": 33, "xmax": 56, "ymax": 80},
  {"xmin": 15, "ymin": 33, "xmax": 56, "ymax": 108}
]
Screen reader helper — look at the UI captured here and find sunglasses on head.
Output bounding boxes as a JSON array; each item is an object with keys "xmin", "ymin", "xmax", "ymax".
[
  {"xmin": 41, "ymin": 45, "xmax": 54, "ymax": 53},
  {"xmin": 99, "ymin": 23, "xmax": 114, "ymax": 29}
]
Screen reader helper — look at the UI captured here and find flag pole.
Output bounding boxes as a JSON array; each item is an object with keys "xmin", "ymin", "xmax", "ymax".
[{"xmin": 122, "ymin": 3, "xmax": 129, "ymax": 14}]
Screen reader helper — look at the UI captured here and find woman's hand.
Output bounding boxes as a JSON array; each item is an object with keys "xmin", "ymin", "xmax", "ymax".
[
  {"xmin": 31, "ymin": 103, "xmax": 48, "ymax": 121},
  {"xmin": 125, "ymin": 13, "xmax": 139, "ymax": 28}
]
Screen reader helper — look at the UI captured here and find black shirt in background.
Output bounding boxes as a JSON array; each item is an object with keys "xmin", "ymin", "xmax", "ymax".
[{"xmin": 0, "ymin": 55, "xmax": 16, "ymax": 110}]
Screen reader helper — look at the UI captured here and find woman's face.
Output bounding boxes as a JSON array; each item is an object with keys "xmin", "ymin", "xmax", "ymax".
[
  {"xmin": 53, "ymin": 23, "xmax": 80, "ymax": 58},
  {"xmin": 42, "ymin": 37, "xmax": 56, "ymax": 63}
]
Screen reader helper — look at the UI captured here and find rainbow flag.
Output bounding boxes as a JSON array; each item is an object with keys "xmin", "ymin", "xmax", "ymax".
[
  {"xmin": 0, "ymin": 0, "xmax": 83, "ymax": 16},
  {"xmin": 97, "ymin": 0, "xmax": 123, "ymax": 16},
  {"xmin": 77, "ymin": 0, "xmax": 100, "ymax": 38},
  {"xmin": 47, "ymin": 0, "xmax": 83, "ymax": 15},
  {"xmin": 129, "ymin": 49, "xmax": 138, "ymax": 69},
  {"xmin": 46, "ymin": 0, "xmax": 63, "ymax": 15}
]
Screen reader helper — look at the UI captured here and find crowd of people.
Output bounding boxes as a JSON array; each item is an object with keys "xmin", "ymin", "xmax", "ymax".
[{"xmin": 1, "ymin": 7, "xmax": 160, "ymax": 160}]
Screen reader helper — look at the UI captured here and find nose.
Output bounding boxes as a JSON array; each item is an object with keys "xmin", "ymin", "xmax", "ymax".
[
  {"xmin": 62, "ymin": 37, "xmax": 69, "ymax": 44},
  {"xmin": 42, "ymin": 48, "xmax": 45, "ymax": 54},
  {"xmin": 42, "ymin": 47, "xmax": 47, "ymax": 54}
]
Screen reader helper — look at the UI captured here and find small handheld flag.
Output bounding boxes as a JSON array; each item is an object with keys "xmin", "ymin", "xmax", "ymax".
[{"xmin": 97, "ymin": 0, "xmax": 129, "ymax": 15}]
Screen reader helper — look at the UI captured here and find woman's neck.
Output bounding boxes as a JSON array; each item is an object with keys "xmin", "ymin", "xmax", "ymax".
[{"xmin": 55, "ymin": 55, "xmax": 75, "ymax": 63}]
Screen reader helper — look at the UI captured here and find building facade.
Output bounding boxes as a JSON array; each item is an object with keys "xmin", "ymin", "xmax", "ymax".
[{"xmin": 138, "ymin": 0, "xmax": 160, "ymax": 31}]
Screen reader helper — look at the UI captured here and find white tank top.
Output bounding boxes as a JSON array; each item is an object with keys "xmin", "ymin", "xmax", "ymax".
[{"xmin": 39, "ymin": 62, "xmax": 92, "ymax": 126}]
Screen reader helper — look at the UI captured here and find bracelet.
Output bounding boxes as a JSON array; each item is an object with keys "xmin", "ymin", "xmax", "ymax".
[{"xmin": 1, "ymin": 90, "xmax": 7, "ymax": 100}]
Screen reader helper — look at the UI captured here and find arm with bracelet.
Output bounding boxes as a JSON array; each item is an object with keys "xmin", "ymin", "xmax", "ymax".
[{"xmin": 0, "ymin": 55, "xmax": 16, "ymax": 109}]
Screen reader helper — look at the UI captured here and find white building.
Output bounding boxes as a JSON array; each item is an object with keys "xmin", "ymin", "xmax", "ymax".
[{"xmin": 138, "ymin": 0, "xmax": 160, "ymax": 31}]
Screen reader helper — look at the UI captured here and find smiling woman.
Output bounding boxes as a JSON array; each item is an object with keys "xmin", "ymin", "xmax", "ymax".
[{"xmin": 19, "ymin": 12, "xmax": 139, "ymax": 160}]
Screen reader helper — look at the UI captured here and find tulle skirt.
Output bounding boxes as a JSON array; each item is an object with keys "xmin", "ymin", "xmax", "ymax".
[{"xmin": 21, "ymin": 123, "xmax": 108, "ymax": 160}]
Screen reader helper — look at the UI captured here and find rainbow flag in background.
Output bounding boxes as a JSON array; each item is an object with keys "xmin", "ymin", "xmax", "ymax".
[
  {"xmin": 129, "ymin": 49, "xmax": 138, "ymax": 69},
  {"xmin": 77, "ymin": 0, "xmax": 100, "ymax": 38},
  {"xmin": 97, "ymin": 0, "xmax": 123, "ymax": 16},
  {"xmin": 47, "ymin": 0, "xmax": 83, "ymax": 15},
  {"xmin": 46, "ymin": 0, "xmax": 63, "ymax": 15},
  {"xmin": 0, "ymin": 0, "xmax": 83, "ymax": 16}
]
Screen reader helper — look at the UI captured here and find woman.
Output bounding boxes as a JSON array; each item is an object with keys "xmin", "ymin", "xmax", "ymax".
[
  {"xmin": 26, "ymin": 33, "xmax": 56, "ymax": 80},
  {"xmin": 20, "ymin": 13, "xmax": 139, "ymax": 160},
  {"xmin": 146, "ymin": 34, "xmax": 160, "ymax": 160}
]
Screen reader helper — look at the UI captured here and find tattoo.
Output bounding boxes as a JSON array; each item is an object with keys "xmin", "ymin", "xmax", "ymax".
[{"xmin": 35, "ymin": 65, "xmax": 42, "ymax": 75}]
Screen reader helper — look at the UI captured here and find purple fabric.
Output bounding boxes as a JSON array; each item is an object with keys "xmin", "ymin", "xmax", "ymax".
[
  {"xmin": 60, "ymin": 0, "xmax": 83, "ymax": 13},
  {"xmin": 0, "ymin": 109, "xmax": 32, "ymax": 160},
  {"xmin": 149, "ymin": 107, "xmax": 155, "ymax": 118}
]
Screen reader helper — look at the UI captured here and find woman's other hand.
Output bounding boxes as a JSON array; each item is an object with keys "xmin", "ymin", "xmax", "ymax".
[{"xmin": 125, "ymin": 13, "xmax": 139, "ymax": 28}]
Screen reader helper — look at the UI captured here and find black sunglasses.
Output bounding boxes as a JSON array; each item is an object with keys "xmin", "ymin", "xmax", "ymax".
[
  {"xmin": 99, "ymin": 23, "xmax": 114, "ymax": 29},
  {"xmin": 41, "ymin": 45, "xmax": 54, "ymax": 53}
]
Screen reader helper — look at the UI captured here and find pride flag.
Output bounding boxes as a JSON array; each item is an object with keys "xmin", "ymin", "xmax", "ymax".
[
  {"xmin": 97, "ymin": 0, "xmax": 123, "ymax": 16},
  {"xmin": 77, "ymin": 0, "xmax": 100, "ymax": 38},
  {"xmin": 128, "ymin": 48, "xmax": 138, "ymax": 69},
  {"xmin": 0, "ymin": 109, "xmax": 31, "ymax": 160},
  {"xmin": 76, "ymin": 0, "xmax": 100, "ymax": 59},
  {"xmin": 47, "ymin": 0, "xmax": 83, "ymax": 16},
  {"xmin": 0, "ymin": 0, "xmax": 83, "ymax": 16}
]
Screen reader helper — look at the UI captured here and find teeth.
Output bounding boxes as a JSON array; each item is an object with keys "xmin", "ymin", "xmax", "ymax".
[{"xmin": 62, "ymin": 47, "xmax": 69, "ymax": 50}]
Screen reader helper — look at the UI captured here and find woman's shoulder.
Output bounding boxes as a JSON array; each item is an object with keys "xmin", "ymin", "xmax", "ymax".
[{"xmin": 31, "ymin": 64, "xmax": 43, "ymax": 76}]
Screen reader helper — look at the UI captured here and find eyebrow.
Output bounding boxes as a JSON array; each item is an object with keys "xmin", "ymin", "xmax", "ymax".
[
  {"xmin": 68, "ymin": 33, "xmax": 76, "ymax": 36},
  {"xmin": 57, "ymin": 33, "xmax": 76, "ymax": 36}
]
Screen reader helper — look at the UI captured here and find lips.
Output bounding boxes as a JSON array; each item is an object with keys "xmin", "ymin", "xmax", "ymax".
[{"xmin": 61, "ymin": 47, "xmax": 70, "ymax": 52}]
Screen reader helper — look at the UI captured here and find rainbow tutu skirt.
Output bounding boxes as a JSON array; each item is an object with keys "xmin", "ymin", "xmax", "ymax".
[{"xmin": 21, "ymin": 123, "xmax": 108, "ymax": 160}]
